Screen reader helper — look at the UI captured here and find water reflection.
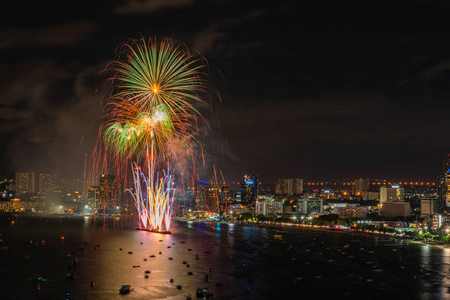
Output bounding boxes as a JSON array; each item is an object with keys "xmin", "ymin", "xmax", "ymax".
[{"xmin": 2, "ymin": 215, "xmax": 450, "ymax": 299}]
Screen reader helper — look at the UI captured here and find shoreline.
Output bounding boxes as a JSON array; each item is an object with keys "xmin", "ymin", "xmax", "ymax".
[
  {"xmin": 2, "ymin": 213, "xmax": 447, "ymax": 250},
  {"xmin": 177, "ymin": 218, "xmax": 450, "ymax": 250}
]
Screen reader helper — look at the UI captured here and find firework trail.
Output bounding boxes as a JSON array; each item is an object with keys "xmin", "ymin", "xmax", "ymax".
[{"xmin": 100, "ymin": 37, "xmax": 212, "ymax": 231}]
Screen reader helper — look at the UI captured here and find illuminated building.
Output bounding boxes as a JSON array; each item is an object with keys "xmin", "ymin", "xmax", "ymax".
[
  {"xmin": 296, "ymin": 198, "xmax": 323, "ymax": 215},
  {"xmin": 88, "ymin": 186, "xmax": 99, "ymax": 208},
  {"xmin": 241, "ymin": 175, "xmax": 258, "ymax": 203},
  {"xmin": 59, "ymin": 178, "xmax": 84, "ymax": 196},
  {"xmin": 255, "ymin": 197, "xmax": 283, "ymax": 216},
  {"xmin": 362, "ymin": 191, "xmax": 379, "ymax": 200},
  {"xmin": 15, "ymin": 171, "xmax": 35, "ymax": 194},
  {"xmin": 276, "ymin": 178, "xmax": 303, "ymax": 195},
  {"xmin": 381, "ymin": 202, "xmax": 410, "ymax": 218},
  {"xmin": 38, "ymin": 173, "xmax": 58, "ymax": 194},
  {"xmin": 0, "ymin": 198, "xmax": 38, "ymax": 212},
  {"xmin": 294, "ymin": 178, "xmax": 303, "ymax": 194},
  {"xmin": 221, "ymin": 185, "xmax": 230, "ymax": 205},
  {"xmin": 98, "ymin": 174, "xmax": 122, "ymax": 207},
  {"xmin": 438, "ymin": 173, "xmax": 446, "ymax": 212},
  {"xmin": 421, "ymin": 198, "xmax": 439, "ymax": 217},
  {"xmin": 0, "ymin": 179, "xmax": 15, "ymax": 200},
  {"xmin": 206, "ymin": 186, "xmax": 220, "ymax": 212},
  {"xmin": 380, "ymin": 186, "xmax": 404, "ymax": 203},
  {"xmin": 352, "ymin": 178, "xmax": 369, "ymax": 196},
  {"xmin": 430, "ymin": 214, "xmax": 443, "ymax": 230},
  {"xmin": 445, "ymin": 154, "xmax": 450, "ymax": 208},
  {"xmin": 195, "ymin": 180, "xmax": 209, "ymax": 210},
  {"xmin": 333, "ymin": 204, "xmax": 368, "ymax": 219}
]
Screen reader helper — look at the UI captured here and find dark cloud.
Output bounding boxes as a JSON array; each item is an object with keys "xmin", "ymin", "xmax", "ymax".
[
  {"xmin": 424, "ymin": 59, "xmax": 450, "ymax": 80},
  {"xmin": 0, "ymin": 22, "xmax": 97, "ymax": 51},
  {"xmin": 1, "ymin": 0, "xmax": 450, "ymax": 183},
  {"xmin": 192, "ymin": 10, "xmax": 265, "ymax": 56},
  {"xmin": 114, "ymin": 0, "xmax": 196, "ymax": 14}
]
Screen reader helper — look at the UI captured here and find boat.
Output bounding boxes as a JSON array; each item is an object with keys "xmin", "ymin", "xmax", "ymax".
[
  {"xmin": 196, "ymin": 288, "xmax": 213, "ymax": 298},
  {"xmin": 136, "ymin": 228, "xmax": 171, "ymax": 234},
  {"xmin": 119, "ymin": 285, "xmax": 131, "ymax": 294}
]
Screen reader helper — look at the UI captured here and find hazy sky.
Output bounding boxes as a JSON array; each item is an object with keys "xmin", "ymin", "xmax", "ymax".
[{"xmin": 1, "ymin": 0, "xmax": 450, "ymax": 183}]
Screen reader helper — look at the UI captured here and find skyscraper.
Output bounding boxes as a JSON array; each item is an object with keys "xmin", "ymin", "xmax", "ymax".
[
  {"xmin": 276, "ymin": 178, "xmax": 303, "ymax": 195},
  {"xmin": 352, "ymin": 178, "xmax": 369, "ymax": 196},
  {"xmin": 380, "ymin": 186, "xmax": 404, "ymax": 203},
  {"xmin": 88, "ymin": 186, "xmax": 99, "ymax": 208},
  {"xmin": 59, "ymin": 178, "xmax": 84, "ymax": 195},
  {"xmin": 38, "ymin": 173, "xmax": 58, "ymax": 194},
  {"xmin": 98, "ymin": 174, "xmax": 121, "ymax": 207},
  {"xmin": 437, "ymin": 173, "xmax": 446, "ymax": 212},
  {"xmin": 241, "ymin": 175, "xmax": 258, "ymax": 203},
  {"xmin": 294, "ymin": 178, "xmax": 303, "ymax": 195},
  {"xmin": 445, "ymin": 154, "xmax": 450, "ymax": 208},
  {"xmin": 15, "ymin": 171, "xmax": 35, "ymax": 194}
]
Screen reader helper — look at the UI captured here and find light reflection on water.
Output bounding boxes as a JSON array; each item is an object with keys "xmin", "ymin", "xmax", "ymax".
[{"xmin": 1, "ymin": 215, "xmax": 450, "ymax": 299}]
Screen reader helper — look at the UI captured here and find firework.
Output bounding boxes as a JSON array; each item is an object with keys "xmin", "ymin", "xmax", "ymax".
[{"xmin": 100, "ymin": 37, "xmax": 210, "ymax": 232}]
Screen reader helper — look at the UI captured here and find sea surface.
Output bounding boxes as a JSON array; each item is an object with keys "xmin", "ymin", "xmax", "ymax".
[{"xmin": 1, "ymin": 214, "xmax": 450, "ymax": 300}]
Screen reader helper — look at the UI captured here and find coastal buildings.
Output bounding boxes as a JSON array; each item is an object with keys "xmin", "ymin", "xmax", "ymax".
[
  {"xmin": 296, "ymin": 198, "xmax": 323, "ymax": 215},
  {"xmin": 421, "ymin": 198, "xmax": 439, "ymax": 217},
  {"xmin": 275, "ymin": 178, "xmax": 303, "ymax": 195},
  {"xmin": 38, "ymin": 173, "xmax": 58, "ymax": 194},
  {"xmin": 352, "ymin": 178, "xmax": 369, "ymax": 196},
  {"xmin": 382, "ymin": 202, "xmax": 411, "ymax": 219},
  {"xmin": 445, "ymin": 154, "xmax": 450, "ymax": 208},
  {"xmin": 380, "ymin": 186, "xmax": 404, "ymax": 203},
  {"xmin": 15, "ymin": 171, "xmax": 35, "ymax": 194},
  {"xmin": 241, "ymin": 175, "xmax": 258, "ymax": 203},
  {"xmin": 98, "ymin": 174, "xmax": 121, "ymax": 208}
]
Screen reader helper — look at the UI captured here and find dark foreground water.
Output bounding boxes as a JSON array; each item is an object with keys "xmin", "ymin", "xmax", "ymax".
[{"xmin": 1, "ymin": 214, "xmax": 450, "ymax": 300}]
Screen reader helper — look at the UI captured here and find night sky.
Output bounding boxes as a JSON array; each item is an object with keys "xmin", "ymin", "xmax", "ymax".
[{"xmin": 1, "ymin": 0, "xmax": 450, "ymax": 183}]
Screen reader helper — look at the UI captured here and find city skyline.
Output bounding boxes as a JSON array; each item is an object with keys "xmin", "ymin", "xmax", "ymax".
[{"xmin": 1, "ymin": 1, "xmax": 450, "ymax": 183}]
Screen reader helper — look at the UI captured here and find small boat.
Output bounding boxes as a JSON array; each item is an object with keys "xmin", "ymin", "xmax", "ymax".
[
  {"xmin": 119, "ymin": 285, "xmax": 131, "ymax": 294},
  {"xmin": 196, "ymin": 288, "xmax": 213, "ymax": 298}
]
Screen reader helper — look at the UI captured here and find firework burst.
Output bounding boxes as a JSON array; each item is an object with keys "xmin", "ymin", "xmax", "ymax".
[{"xmin": 99, "ymin": 37, "xmax": 211, "ymax": 232}]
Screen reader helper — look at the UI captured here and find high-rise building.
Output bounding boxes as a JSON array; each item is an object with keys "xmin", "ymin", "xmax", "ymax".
[
  {"xmin": 15, "ymin": 171, "xmax": 35, "ymax": 194},
  {"xmin": 445, "ymin": 154, "xmax": 450, "ymax": 208},
  {"xmin": 380, "ymin": 186, "xmax": 404, "ymax": 203},
  {"xmin": 438, "ymin": 173, "xmax": 446, "ymax": 212},
  {"xmin": 221, "ymin": 185, "xmax": 231, "ymax": 206},
  {"xmin": 88, "ymin": 186, "xmax": 99, "ymax": 208},
  {"xmin": 296, "ymin": 198, "xmax": 323, "ymax": 215},
  {"xmin": 255, "ymin": 197, "xmax": 283, "ymax": 216},
  {"xmin": 421, "ymin": 197, "xmax": 439, "ymax": 217},
  {"xmin": 195, "ymin": 180, "xmax": 209, "ymax": 210},
  {"xmin": 352, "ymin": 178, "xmax": 369, "ymax": 196},
  {"xmin": 382, "ymin": 202, "xmax": 411, "ymax": 218},
  {"xmin": 431, "ymin": 214, "xmax": 443, "ymax": 230},
  {"xmin": 276, "ymin": 178, "xmax": 303, "ymax": 195},
  {"xmin": 59, "ymin": 178, "xmax": 84, "ymax": 195},
  {"xmin": 38, "ymin": 173, "xmax": 58, "ymax": 194},
  {"xmin": 206, "ymin": 186, "xmax": 220, "ymax": 212},
  {"xmin": 294, "ymin": 178, "xmax": 303, "ymax": 194},
  {"xmin": 98, "ymin": 174, "xmax": 121, "ymax": 207},
  {"xmin": 241, "ymin": 175, "xmax": 258, "ymax": 203}
]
